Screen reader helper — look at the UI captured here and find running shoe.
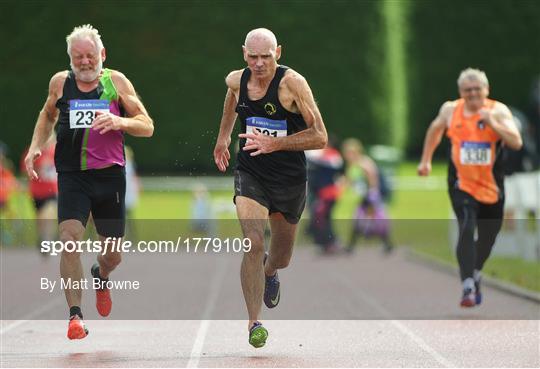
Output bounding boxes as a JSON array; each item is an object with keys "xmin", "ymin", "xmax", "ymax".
[
  {"xmin": 249, "ymin": 321, "xmax": 268, "ymax": 348},
  {"xmin": 475, "ymin": 278, "xmax": 482, "ymax": 305},
  {"xmin": 263, "ymin": 253, "xmax": 280, "ymax": 308},
  {"xmin": 91, "ymin": 263, "xmax": 112, "ymax": 317},
  {"xmin": 67, "ymin": 315, "xmax": 88, "ymax": 340},
  {"xmin": 460, "ymin": 288, "xmax": 476, "ymax": 308}
]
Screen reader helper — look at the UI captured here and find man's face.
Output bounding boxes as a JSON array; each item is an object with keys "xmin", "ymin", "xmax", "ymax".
[
  {"xmin": 70, "ymin": 38, "xmax": 105, "ymax": 83},
  {"xmin": 459, "ymin": 79, "xmax": 489, "ymax": 110},
  {"xmin": 243, "ymin": 39, "xmax": 281, "ymax": 80}
]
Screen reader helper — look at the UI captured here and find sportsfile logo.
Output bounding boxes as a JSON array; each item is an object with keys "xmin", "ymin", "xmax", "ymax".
[{"xmin": 40, "ymin": 237, "xmax": 252, "ymax": 255}]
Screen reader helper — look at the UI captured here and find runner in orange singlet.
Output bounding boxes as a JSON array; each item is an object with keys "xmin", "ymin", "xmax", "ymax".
[{"xmin": 417, "ymin": 68, "xmax": 522, "ymax": 307}]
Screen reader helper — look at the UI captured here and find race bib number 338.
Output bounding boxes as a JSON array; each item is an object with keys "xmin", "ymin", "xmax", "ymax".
[
  {"xmin": 69, "ymin": 99, "xmax": 110, "ymax": 129},
  {"xmin": 246, "ymin": 117, "xmax": 287, "ymax": 138},
  {"xmin": 460, "ymin": 141, "xmax": 491, "ymax": 165}
]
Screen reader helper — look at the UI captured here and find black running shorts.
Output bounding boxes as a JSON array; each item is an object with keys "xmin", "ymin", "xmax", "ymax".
[
  {"xmin": 58, "ymin": 165, "xmax": 126, "ymax": 237},
  {"xmin": 234, "ymin": 169, "xmax": 306, "ymax": 224}
]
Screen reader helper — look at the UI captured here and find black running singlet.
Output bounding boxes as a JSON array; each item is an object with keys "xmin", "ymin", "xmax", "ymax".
[
  {"xmin": 235, "ymin": 66, "xmax": 308, "ymax": 187},
  {"xmin": 54, "ymin": 69, "xmax": 125, "ymax": 172}
]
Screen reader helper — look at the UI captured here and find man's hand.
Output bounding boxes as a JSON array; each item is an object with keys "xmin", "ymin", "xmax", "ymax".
[
  {"xmin": 214, "ymin": 138, "xmax": 231, "ymax": 172},
  {"xmin": 417, "ymin": 161, "xmax": 432, "ymax": 176},
  {"xmin": 239, "ymin": 129, "xmax": 278, "ymax": 156},
  {"xmin": 92, "ymin": 111, "xmax": 124, "ymax": 134},
  {"xmin": 24, "ymin": 148, "xmax": 42, "ymax": 180},
  {"xmin": 478, "ymin": 108, "xmax": 494, "ymax": 126}
]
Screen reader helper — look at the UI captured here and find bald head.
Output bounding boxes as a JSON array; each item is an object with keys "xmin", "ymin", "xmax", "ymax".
[
  {"xmin": 242, "ymin": 28, "xmax": 281, "ymax": 80},
  {"xmin": 244, "ymin": 28, "xmax": 278, "ymax": 50}
]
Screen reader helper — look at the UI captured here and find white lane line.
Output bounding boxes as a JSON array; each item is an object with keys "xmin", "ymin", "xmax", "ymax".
[
  {"xmin": 1, "ymin": 298, "xmax": 64, "ymax": 335},
  {"xmin": 186, "ymin": 256, "xmax": 230, "ymax": 368},
  {"xmin": 331, "ymin": 271, "xmax": 455, "ymax": 368}
]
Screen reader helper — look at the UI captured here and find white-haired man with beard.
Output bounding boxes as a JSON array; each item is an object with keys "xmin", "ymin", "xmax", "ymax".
[{"xmin": 25, "ymin": 24, "xmax": 153, "ymax": 339}]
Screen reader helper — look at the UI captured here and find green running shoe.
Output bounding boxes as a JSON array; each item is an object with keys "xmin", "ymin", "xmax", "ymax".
[{"xmin": 249, "ymin": 322, "xmax": 268, "ymax": 348}]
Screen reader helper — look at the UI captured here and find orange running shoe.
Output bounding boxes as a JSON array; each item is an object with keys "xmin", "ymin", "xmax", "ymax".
[
  {"xmin": 67, "ymin": 315, "xmax": 88, "ymax": 340},
  {"xmin": 91, "ymin": 263, "xmax": 112, "ymax": 317}
]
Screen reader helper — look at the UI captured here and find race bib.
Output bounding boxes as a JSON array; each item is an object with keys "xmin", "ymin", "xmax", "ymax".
[
  {"xmin": 246, "ymin": 117, "xmax": 287, "ymax": 139},
  {"xmin": 460, "ymin": 142, "xmax": 491, "ymax": 165},
  {"xmin": 69, "ymin": 99, "xmax": 110, "ymax": 129}
]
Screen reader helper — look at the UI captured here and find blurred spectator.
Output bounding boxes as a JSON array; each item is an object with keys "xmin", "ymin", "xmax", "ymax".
[
  {"xmin": 527, "ymin": 76, "xmax": 540, "ymax": 169},
  {"xmin": 0, "ymin": 142, "xmax": 17, "ymax": 212},
  {"xmin": 342, "ymin": 138, "xmax": 393, "ymax": 254},
  {"xmin": 20, "ymin": 138, "xmax": 58, "ymax": 253},
  {"xmin": 503, "ymin": 107, "xmax": 539, "ymax": 174},
  {"xmin": 191, "ymin": 183, "xmax": 215, "ymax": 236},
  {"xmin": 0, "ymin": 141, "xmax": 20, "ymax": 245},
  {"xmin": 124, "ymin": 146, "xmax": 141, "ymax": 240},
  {"xmin": 306, "ymin": 135, "xmax": 344, "ymax": 254}
]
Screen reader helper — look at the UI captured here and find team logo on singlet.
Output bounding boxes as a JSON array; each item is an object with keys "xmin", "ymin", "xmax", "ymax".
[
  {"xmin": 264, "ymin": 102, "xmax": 277, "ymax": 116},
  {"xmin": 477, "ymin": 120, "xmax": 486, "ymax": 130}
]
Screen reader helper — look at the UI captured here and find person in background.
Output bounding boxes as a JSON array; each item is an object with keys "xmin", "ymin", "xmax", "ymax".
[
  {"xmin": 124, "ymin": 146, "xmax": 140, "ymax": 240},
  {"xmin": 417, "ymin": 68, "xmax": 522, "ymax": 307},
  {"xmin": 306, "ymin": 135, "xmax": 344, "ymax": 254},
  {"xmin": 190, "ymin": 183, "xmax": 215, "ymax": 236},
  {"xmin": 20, "ymin": 138, "xmax": 58, "ymax": 254},
  {"xmin": 342, "ymin": 138, "xmax": 393, "ymax": 254}
]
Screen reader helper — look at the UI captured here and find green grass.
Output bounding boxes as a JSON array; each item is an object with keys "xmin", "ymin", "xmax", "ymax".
[{"xmin": 412, "ymin": 241, "xmax": 540, "ymax": 292}]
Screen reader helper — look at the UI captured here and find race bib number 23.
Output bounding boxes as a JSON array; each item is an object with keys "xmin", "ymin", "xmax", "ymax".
[{"xmin": 69, "ymin": 99, "xmax": 110, "ymax": 129}]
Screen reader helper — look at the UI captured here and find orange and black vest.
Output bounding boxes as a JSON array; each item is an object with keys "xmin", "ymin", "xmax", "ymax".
[{"xmin": 446, "ymin": 98, "xmax": 504, "ymax": 204}]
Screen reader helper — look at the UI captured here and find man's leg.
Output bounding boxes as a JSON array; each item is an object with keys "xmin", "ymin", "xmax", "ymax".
[
  {"xmin": 59, "ymin": 219, "xmax": 89, "ymax": 339},
  {"xmin": 59, "ymin": 219, "xmax": 86, "ymax": 310},
  {"xmin": 450, "ymin": 190, "xmax": 479, "ymax": 282},
  {"xmin": 90, "ymin": 167, "xmax": 126, "ymax": 317},
  {"xmin": 265, "ymin": 212, "xmax": 297, "ymax": 277},
  {"xmin": 96, "ymin": 235, "xmax": 123, "ymax": 279},
  {"xmin": 450, "ymin": 189, "xmax": 480, "ymax": 306},
  {"xmin": 236, "ymin": 196, "xmax": 269, "ymax": 329},
  {"xmin": 469, "ymin": 199, "xmax": 504, "ymax": 305},
  {"xmin": 474, "ymin": 199, "xmax": 504, "ymax": 272},
  {"xmin": 89, "ymin": 234, "xmax": 123, "ymax": 317}
]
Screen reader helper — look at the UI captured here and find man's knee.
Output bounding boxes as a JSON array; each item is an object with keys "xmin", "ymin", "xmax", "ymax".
[
  {"xmin": 59, "ymin": 220, "xmax": 85, "ymax": 242},
  {"xmin": 244, "ymin": 232, "xmax": 265, "ymax": 259},
  {"xmin": 244, "ymin": 230, "xmax": 265, "ymax": 249}
]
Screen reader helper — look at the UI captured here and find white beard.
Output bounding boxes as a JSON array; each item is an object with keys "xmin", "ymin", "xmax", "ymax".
[{"xmin": 71, "ymin": 58, "xmax": 103, "ymax": 82}]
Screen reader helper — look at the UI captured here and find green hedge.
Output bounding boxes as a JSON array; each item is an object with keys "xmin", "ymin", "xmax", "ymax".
[
  {"xmin": 1, "ymin": 0, "xmax": 385, "ymax": 173},
  {"xmin": 406, "ymin": 0, "xmax": 540, "ymax": 157},
  {"xmin": 2, "ymin": 0, "xmax": 538, "ymax": 172}
]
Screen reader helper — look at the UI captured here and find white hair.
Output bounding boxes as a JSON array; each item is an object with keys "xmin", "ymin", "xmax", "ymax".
[
  {"xmin": 66, "ymin": 24, "xmax": 104, "ymax": 57},
  {"xmin": 457, "ymin": 68, "xmax": 489, "ymax": 88},
  {"xmin": 244, "ymin": 28, "xmax": 278, "ymax": 49}
]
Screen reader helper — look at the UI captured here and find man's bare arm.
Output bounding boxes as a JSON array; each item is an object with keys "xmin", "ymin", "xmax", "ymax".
[
  {"xmin": 92, "ymin": 71, "xmax": 154, "ymax": 137},
  {"xmin": 25, "ymin": 72, "xmax": 65, "ymax": 179},
  {"xmin": 481, "ymin": 103, "xmax": 522, "ymax": 150},
  {"xmin": 214, "ymin": 70, "xmax": 241, "ymax": 172},
  {"xmin": 418, "ymin": 101, "xmax": 453, "ymax": 176},
  {"xmin": 217, "ymin": 71, "xmax": 241, "ymax": 144},
  {"xmin": 274, "ymin": 73, "xmax": 327, "ymax": 151}
]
